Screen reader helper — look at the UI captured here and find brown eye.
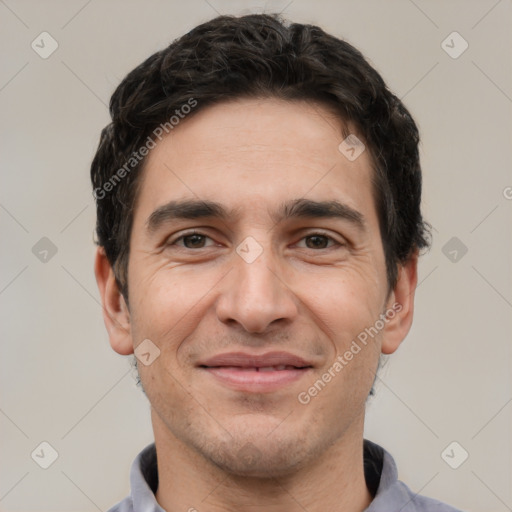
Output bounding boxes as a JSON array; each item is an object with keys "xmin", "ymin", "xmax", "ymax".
[
  {"xmin": 297, "ymin": 233, "xmax": 343, "ymax": 250},
  {"xmin": 304, "ymin": 235, "xmax": 331, "ymax": 249},
  {"xmin": 169, "ymin": 232, "xmax": 216, "ymax": 249},
  {"xmin": 181, "ymin": 234, "xmax": 208, "ymax": 248}
]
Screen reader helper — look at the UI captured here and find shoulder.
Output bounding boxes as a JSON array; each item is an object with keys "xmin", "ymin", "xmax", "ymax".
[
  {"xmin": 364, "ymin": 439, "xmax": 465, "ymax": 512},
  {"xmin": 391, "ymin": 480, "xmax": 466, "ymax": 512},
  {"xmin": 106, "ymin": 496, "xmax": 134, "ymax": 512}
]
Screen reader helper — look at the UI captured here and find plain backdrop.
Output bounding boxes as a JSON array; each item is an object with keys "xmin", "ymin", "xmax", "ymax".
[{"xmin": 1, "ymin": 1, "xmax": 511, "ymax": 511}]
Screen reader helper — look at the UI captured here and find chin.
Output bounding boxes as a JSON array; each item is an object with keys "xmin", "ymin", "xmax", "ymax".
[
  {"xmin": 191, "ymin": 418, "xmax": 319, "ymax": 479},
  {"xmin": 206, "ymin": 437, "xmax": 310, "ymax": 478}
]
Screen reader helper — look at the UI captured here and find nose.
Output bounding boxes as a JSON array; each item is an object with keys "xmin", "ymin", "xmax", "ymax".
[{"xmin": 215, "ymin": 245, "xmax": 298, "ymax": 334}]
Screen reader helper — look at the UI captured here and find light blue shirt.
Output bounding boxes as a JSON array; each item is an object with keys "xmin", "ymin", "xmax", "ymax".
[{"xmin": 108, "ymin": 440, "xmax": 464, "ymax": 511}]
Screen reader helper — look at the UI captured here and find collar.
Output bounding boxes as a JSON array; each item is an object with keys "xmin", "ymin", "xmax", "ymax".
[
  {"xmin": 128, "ymin": 439, "xmax": 389, "ymax": 511},
  {"xmin": 115, "ymin": 439, "xmax": 462, "ymax": 511}
]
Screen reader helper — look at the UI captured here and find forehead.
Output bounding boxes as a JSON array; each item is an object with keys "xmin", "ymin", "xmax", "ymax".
[{"xmin": 134, "ymin": 97, "xmax": 378, "ymax": 229}]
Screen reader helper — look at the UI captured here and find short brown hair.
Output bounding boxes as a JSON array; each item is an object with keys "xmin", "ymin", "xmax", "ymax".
[{"xmin": 91, "ymin": 13, "xmax": 430, "ymax": 300}]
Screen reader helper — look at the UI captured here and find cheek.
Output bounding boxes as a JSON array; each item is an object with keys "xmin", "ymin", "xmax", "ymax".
[
  {"xmin": 128, "ymin": 273, "xmax": 205, "ymax": 403},
  {"xmin": 294, "ymin": 268, "xmax": 384, "ymax": 404},
  {"xmin": 129, "ymin": 263, "xmax": 218, "ymax": 338},
  {"xmin": 307, "ymin": 327, "xmax": 381, "ymax": 412},
  {"xmin": 297, "ymin": 269, "xmax": 382, "ymax": 338}
]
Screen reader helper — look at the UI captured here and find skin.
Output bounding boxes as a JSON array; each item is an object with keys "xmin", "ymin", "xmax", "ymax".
[{"xmin": 95, "ymin": 97, "xmax": 418, "ymax": 512}]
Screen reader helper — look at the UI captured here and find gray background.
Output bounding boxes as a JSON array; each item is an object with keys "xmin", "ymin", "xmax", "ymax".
[{"xmin": 1, "ymin": 0, "xmax": 511, "ymax": 510}]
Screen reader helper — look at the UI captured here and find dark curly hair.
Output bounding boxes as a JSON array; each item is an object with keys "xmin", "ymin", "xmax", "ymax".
[{"xmin": 91, "ymin": 13, "xmax": 430, "ymax": 302}]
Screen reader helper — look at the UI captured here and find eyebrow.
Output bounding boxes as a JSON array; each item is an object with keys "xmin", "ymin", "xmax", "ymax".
[{"xmin": 145, "ymin": 198, "xmax": 366, "ymax": 233}]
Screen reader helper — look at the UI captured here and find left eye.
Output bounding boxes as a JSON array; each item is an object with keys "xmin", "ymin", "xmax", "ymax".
[{"xmin": 296, "ymin": 234, "xmax": 339, "ymax": 249}]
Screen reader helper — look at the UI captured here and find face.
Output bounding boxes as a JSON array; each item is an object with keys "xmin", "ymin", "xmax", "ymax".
[{"xmin": 96, "ymin": 97, "xmax": 417, "ymax": 478}]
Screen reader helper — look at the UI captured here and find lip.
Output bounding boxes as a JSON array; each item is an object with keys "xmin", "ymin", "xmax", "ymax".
[
  {"xmin": 198, "ymin": 351, "xmax": 313, "ymax": 393},
  {"xmin": 200, "ymin": 351, "xmax": 313, "ymax": 368}
]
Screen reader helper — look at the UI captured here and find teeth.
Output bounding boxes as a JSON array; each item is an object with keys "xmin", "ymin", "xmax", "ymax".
[
  {"xmin": 209, "ymin": 365, "xmax": 302, "ymax": 371},
  {"xmin": 258, "ymin": 365, "xmax": 291, "ymax": 371}
]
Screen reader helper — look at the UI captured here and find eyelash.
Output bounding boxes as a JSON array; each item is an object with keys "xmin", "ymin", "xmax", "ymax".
[{"xmin": 168, "ymin": 230, "xmax": 344, "ymax": 250}]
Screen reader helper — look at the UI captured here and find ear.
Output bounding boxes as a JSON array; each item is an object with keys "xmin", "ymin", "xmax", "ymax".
[
  {"xmin": 94, "ymin": 247, "xmax": 134, "ymax": 355},
  {"xmin": 381, "ymin": 250, "xmax": 419, "ymax": 355}
]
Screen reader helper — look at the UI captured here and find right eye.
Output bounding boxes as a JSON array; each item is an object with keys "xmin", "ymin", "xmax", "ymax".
[{"xmin": 169, "ymin": 231, "xmax": 216, "ymax": 249}]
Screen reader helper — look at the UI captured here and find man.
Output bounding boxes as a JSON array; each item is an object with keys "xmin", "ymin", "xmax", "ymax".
[{"xmin": 91, "ymin": 13, "xmax": 462, "ymax": 512}]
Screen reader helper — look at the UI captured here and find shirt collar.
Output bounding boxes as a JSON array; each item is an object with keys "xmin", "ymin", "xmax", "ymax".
[
  {"xmin": 129, "ymin": 442, "xmax": 163, "ymax": 512},
  {"xmin": 128, "ymin": 439, "xmax": 395, "ymax": 511}
]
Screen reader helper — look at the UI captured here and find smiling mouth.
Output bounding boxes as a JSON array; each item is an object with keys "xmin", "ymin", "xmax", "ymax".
[
  {"xmin": 197, "ymin": 351, "xmax": 315, "ymax": 392},
  {"xmin": 200, "ymin": 364, "xmax": 310, "ymax": 371},
  {"xmin": 199, "ymin": 364, "xmax": 312, "ymax": 392}
]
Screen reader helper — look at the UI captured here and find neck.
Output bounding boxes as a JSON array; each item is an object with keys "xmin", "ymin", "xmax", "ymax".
[{"xmin": 152, "ymin": 411, "xmax": 372, "ymax": 512}]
